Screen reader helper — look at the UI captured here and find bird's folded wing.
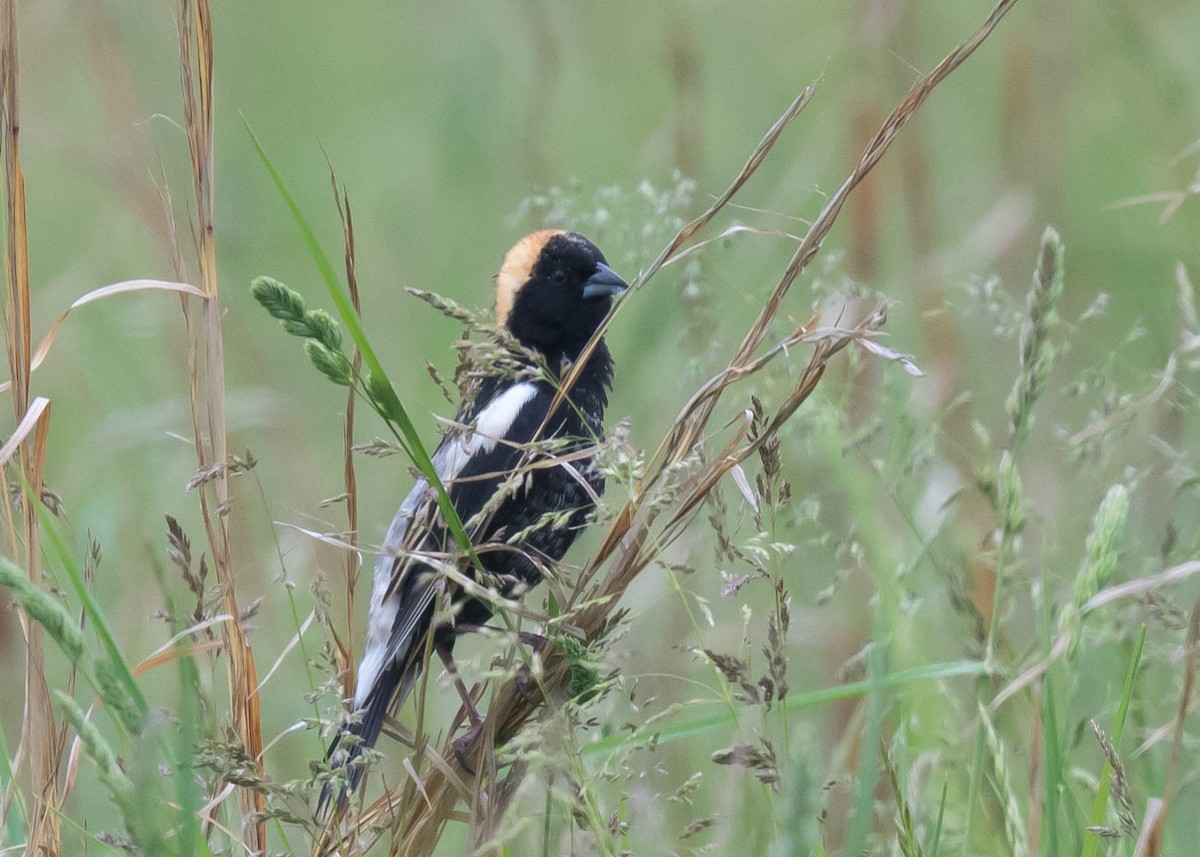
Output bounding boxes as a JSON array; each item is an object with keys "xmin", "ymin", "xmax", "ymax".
[{"xmin": 357, "ymin": 380, "xmax": 557, "ymax": 707}]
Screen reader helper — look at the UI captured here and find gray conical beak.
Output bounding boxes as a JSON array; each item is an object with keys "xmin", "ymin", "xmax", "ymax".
[{"xmin": 581, "ymin": 263, "xmax": 629, "ymax": 301}]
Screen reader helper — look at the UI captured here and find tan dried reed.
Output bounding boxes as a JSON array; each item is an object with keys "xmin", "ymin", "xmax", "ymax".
[
  {"xmin": 2, "ymin": 1, "xmax": 61, "ymax": 852},
  {"xmin": 176, "ymin": 0, "xmax": 266, "ymax": 851}
]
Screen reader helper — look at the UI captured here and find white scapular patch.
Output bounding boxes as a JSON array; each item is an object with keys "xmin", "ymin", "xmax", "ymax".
[
  {"xmin": 353, "ymin": 381, "xmax": 540, "ymax": 709},
  {"xmin": 433, "ymin": 381, "xmax": 540, "ymax": 485}
]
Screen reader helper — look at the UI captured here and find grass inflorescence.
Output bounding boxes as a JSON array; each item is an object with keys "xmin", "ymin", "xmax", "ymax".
[{"xmin": 3, "ymin": 1, "xmax": 1199, "ymax": 856}]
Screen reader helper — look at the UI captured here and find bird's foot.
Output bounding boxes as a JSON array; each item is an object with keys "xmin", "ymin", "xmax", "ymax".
[
  {"xmin": 517, "ymin": 630, "xmax": 549, "ymax": 653},
  {"xmin": 451, "ymin": 723, "xmax": 482, "ymax": 774},
  {"xmin": 436, "ymin": 639, "xmax": 485, "ymax": 727}
]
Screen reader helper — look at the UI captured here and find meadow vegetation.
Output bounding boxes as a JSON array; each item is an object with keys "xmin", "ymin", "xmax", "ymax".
[{"xmin": 2, "ymin": 0, "xmax": 1199, "ymax": 855}]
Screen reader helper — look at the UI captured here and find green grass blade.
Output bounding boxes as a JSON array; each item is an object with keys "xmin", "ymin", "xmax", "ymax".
[
  {"xmin": 0, "ymin": 720, "xmax": 27, "ymax": 847},
  {"xmin": 242, "ymin": 118, "xmax": 477, "ymax": 560},
  {"xmin": 963, "ymin": 715, "xmax": 987, "ymax": 853},
  {"xmin": 39, "ymin": 507, "xmax": 149, "ymax": 727},
  {"xmin": 1040, "ymin": 558, "xmax": 1063, "ymax": 857},
  {"xmin": 581, "ymin": 660, "xmax": 985, "ymax": 758},
  {"xmin": 1080, "ymin": 624, "xmax": 1147, "ymax": 857},
  {"xmin": 56, "ymin": 812, "xmax": 139, "ymax": 854},
  {"xmin": 174, "ymin": 645, "xmax": 203, "ymax": 857},
  {"xmin": 844, "ymin": 623, "xmax": 891, "ymax": 857},
  {"xmin": 929, "ymin": 778, "xmax": 948, "ymax": 857}
]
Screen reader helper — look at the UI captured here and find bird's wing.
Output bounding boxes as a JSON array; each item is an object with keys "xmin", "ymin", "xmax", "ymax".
[{"xmin": 354, "ymin": 379, "xmax": 550, "ymax": 710}]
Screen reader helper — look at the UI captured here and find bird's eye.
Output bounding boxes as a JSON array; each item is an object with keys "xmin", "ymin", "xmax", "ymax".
[{"xmin": 552, "ymin": 268, "xmax": 567, "ymax": 284}]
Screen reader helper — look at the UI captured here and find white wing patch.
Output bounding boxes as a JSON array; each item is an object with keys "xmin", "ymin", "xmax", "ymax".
[
  {"xmin": 354, "ymin": 381, "xmax": 540, "ymax": 709},
  {"xmin": 434, "ymin": 381, "xmax": 540, "ymax": 484}
]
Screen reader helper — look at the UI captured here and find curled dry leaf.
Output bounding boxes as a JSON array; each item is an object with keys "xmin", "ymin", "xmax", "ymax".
[{"xmin": 0, "ymin": 280, "xmax": 205, "ymax": 396}]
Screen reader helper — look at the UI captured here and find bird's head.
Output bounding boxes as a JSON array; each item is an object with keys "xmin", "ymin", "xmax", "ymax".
[{"xmin": 494, "ymin": 230, "xmax": 628, "ymax": 356}]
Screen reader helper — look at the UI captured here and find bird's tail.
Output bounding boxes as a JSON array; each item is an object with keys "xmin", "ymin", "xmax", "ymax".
[{"xmin": 317, "ymin": 653, "xmax": 423, "ymax": 818}]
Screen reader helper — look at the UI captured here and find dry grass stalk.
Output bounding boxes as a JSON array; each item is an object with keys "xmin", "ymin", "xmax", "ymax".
[
  {"xmin": 177, "ymin": 0, "xmax": 265, "ymax": 850},
  {"xmin": 312, "ymin": 4, "xmax": 1022, "ymax": 854},
  {"xmin": 366, "ymin": 317, "xmax": 879, "ymax": 857},
  {"xmin": 1, "ymin": 1, "xmax": 61, "ymax": 851},
  {"xmin": 545, "ymin": 80, "xmax": 820, "ymax": 433},
  {"xmin": 1141, "ymin": 597, "xmax": 1200, "ymax": 856},
  {"xmin": 1132, "ymin": 798, "xmax": 1166, "ymax": 857},
  {"xmin": 329, "ymin": 162, "xmax": 364, "ymax": 696}
]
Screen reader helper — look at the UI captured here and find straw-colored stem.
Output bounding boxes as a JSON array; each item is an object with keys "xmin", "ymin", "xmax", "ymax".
[
  {"xmin": 1, "ymin": 1, "xmax": 60, "ymax": 851},
  {"xmin": 177, "ymin": 0, "xmax": 265, "ymax": 850}
]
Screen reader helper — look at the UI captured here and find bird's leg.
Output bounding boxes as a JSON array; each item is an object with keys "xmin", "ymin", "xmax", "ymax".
[
  {"xmin": 434, "ymin": 638, "xmax": 484, "ymax": 728},
  {"xmin": 436, "ymin": 638, "xmax": 490, "ymax": 774},
  {"xmin": 451, "ymin": 723, "xmax": 484, "ymax": 775},
  {"xmin": 442, "ymin": 630, "xmax": 552, "ymax": 773}
]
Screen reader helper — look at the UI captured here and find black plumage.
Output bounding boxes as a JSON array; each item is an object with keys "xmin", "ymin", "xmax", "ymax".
[{"xmin": 322, "ymin": 230, "xmax": 626, "ymax": 808}]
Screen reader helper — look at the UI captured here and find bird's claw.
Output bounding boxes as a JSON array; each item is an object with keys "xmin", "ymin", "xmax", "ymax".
[
  {"xmin": 517, "ymin": 630, "xmax": 549, "ymax": 653},
  {"xmin": 515, "ymin": 667, "xmax": 543, "ymax": 706},
  {"xmin": 452, "ymin": 724, "xmax": 481, "ymax": 774}
]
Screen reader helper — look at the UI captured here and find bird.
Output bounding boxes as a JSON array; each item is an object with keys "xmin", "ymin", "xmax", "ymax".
[{"xmin": 322, "ymin": 229, "xmax": 628, "ymax": 810}]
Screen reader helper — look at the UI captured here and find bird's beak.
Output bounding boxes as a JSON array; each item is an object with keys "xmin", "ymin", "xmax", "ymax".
[{"xmin": 582, "ymin": 263, "xmax": 629, "ymax": 301}]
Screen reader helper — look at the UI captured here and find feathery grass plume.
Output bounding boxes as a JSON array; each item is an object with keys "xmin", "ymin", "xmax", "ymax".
[
  {"xmin": 1007, "ymin": 227, "xmax": 1064, "ymax": 449},
  {"xmin": 165, "ymin": 515, "xmax": 212, "ymax": 633},
  {"xmin": 95, "ymin": 657, "xmax": 147, "ymax": 736},
  {"xmin": 0, "ymin": 558, "xmax": 83, "ymax": 663},
  {"xmin": 195, "ymin": 739, "xmax": 270, "ymax": 791},
  {"xmin": 980, "ymin": 703, "xmax": 1027, "ymax": 856},
  {"xmin": 406, "ymin": 286, "xmax": 481, "ymax": 325},
  {"xmin": 1077, "ymin": 485, "xmax": 1130, "ymax": 601},
  {"xmin": 1090, "ymin": 720, "xmax": 1138, "ymax": 839},
  {"xmin": 881, "ymin": 743, "xmax": 924, "ymax": 857},
  {"xmin": 53, "ymin": 691, "xmax": 132, "ymax": 805},
  {"xmin": 994, "ymin": 449, "xmax": 1025, "ymax": 539},
  {"xmin": 409, "ymin": 286, "xmax": 551, "ymax": 406},
  {"xmin": 966, "ymin": 231, "xmax": 1063, "ymax": 849},
  {"xmin": 704, "ymin": 649, "xmax": 763, "ymax": 705},
  {"xmin": 1062, "ymin": 484, "xmax": 1130, "ymax": 656},
  {"xmin": 711, "ymin": 738, "xmax": 779, "ymax": 787},
  {"xmin": 764, "ymin": 589, "xmax": 790, "ymax": 700},
  {"xmin": 351, "ymin": 436, "xmax": 405, "ymax": 458}
]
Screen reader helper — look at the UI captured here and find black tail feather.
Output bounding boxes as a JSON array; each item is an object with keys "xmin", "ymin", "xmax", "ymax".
[{"xmin": 317, "ymin": 656, "xmax": 423, "ymax": 817}]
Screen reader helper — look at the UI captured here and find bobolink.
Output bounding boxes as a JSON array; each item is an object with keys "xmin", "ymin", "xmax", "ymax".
[{"xmin": 325, "ymin": 230, "xmax": 627, "ymax": 805}]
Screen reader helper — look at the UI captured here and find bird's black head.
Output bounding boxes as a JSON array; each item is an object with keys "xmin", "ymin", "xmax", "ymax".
[{"xmin": 495, "ymin": 230, "xmax": 628, "ymax": 358}]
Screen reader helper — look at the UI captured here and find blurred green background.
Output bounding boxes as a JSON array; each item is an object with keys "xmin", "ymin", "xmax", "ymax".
[{"xmin": 4, "ymin": 0, "xmax": 1200, "ymax": 853}]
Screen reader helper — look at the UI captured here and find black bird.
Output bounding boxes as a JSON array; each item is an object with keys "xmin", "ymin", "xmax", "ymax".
[{"xmin": 324, "ymin": 230, "xmax": 627, "ymax": 806}]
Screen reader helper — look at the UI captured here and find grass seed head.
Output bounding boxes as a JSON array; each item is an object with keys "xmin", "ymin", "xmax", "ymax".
[
  {"xmin": 1063, "ymin": 484, "xmax": 1130, "ymax": 656},
  {"xmin": 995, "ymin": 449, "xmax": 1025, "ymax": 538},
  {"xmin": 54, "ymin": 690, "xmax": 133, "ymax": 804},
  {"xmin": 0, "ymin": 560, "xmax": 84, "ymax": 663},
  {"xmin": 1007, "ymin": 226, "xmax": 1065, "ymax": 449},
  {"xmin": 95, "ymin": 658, "xmax": 147, "ymax": 736},
  {"xmin": 250, "ymin": 275, "xmax": 306, "ymax": 324},
  {"xmin": 304, "ymin": 340, "xmax": 354, "ymax": 386}
]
